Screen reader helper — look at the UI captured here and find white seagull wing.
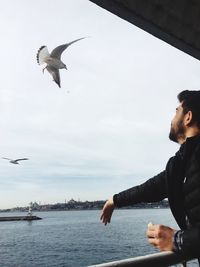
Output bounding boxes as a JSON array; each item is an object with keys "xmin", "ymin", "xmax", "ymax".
[
  {"xmin": 46, "ymin": 66, "xmax": 61, "ymax": 88},
  {"xmin": 37, "ymin": 46, "xmax": 50, "ymax": 65},
  {"xmin": 50, "ymin": 37, "xmax": 86, "ymax": 59}
]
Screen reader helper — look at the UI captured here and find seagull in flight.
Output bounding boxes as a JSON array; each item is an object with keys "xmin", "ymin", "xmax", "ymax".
[
  {"xmin": 2, "ymin": 157, "xmax": 29, "ymax": 164},
  {"xmin": 37, "ymin": 37, "xmax": 85, "ymax": 88}
]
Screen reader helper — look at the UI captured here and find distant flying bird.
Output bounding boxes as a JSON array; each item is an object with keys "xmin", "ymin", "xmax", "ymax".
[
  {"xmin": 36, "ymin": 37, "xmax": 85, "ymax": 88},
  {"xmin": 2, "ymin": 157, "xmax": 29, "ymax": 164}
]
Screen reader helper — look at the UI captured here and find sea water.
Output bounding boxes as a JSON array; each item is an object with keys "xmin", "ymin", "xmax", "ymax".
[{"xmin": 0, "ymin": 209, "xmax": 198, "ymax": 266}]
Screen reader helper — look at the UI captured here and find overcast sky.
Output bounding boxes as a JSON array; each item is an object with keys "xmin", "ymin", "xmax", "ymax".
[{"xmin": 1, "ymin": 0, "xmax": 200, "ymax": 209}]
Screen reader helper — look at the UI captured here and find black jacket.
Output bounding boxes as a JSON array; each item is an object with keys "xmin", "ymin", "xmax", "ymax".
[{"xmin": 113, "ymin": 135, "xmax": 200, "ymax": 257}]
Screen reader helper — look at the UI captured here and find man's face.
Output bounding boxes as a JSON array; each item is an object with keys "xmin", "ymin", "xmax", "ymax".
[{"xmin": 169, "ymin": 103, "xmax": 186, "ymax": 143}]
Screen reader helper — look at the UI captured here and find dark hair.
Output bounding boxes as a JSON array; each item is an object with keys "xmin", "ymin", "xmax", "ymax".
[{"xmin": 178, "ymin": 90, "xmax": 200, "ymax": 128}]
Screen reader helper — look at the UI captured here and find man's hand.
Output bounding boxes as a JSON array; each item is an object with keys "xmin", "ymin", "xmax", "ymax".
[
  {"xmin": 100, "ymin": 198, "xmax": 115, "ymax": 225},
  {"xmin": 146, "ymin": 223, "xmax": 176, "ymax": 251}
]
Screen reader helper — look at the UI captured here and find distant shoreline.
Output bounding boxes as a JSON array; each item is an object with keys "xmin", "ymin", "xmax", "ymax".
[
  {"xmin": 0, "ymin": 207, "xmax": 170, "ymax": 213},
  {"xmin": 0, "ymin": 199, "xmax": 169, "ymax": 212}
]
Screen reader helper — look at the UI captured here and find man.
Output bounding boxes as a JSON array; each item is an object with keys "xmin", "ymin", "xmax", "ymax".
[{"xmin": 100, "ymin": 90, "xmax": 200, "ymax": 258}]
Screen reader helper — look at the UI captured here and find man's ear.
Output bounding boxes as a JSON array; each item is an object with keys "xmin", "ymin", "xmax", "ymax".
[{"xmin": 184, "ymin": 111, "xmax": 193, "ymax": 126}]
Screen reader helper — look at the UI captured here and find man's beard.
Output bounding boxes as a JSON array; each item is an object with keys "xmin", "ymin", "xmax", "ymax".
[{"xmin": 169, "ymin": 120, "xmax": 185, "ymax": 143}]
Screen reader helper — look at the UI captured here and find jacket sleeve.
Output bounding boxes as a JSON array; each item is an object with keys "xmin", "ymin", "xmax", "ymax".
[
  {"xmin": 174, "ymin": 226, "xmax": 200, "ymax": 256},
  {"xmin": 113, "ymin": 171, "xmax": 167, "ymax": 208}
]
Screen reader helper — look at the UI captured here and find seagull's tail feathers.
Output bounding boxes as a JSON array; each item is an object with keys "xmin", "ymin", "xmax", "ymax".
[{"xmin": 37, "ymin": 46, "xmax": 50, "ymax": 65}]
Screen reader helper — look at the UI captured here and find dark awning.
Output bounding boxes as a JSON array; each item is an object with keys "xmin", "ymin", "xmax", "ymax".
[{"xmin": 89, "ymin": 0, "xmax": 200, "ymax": 60}]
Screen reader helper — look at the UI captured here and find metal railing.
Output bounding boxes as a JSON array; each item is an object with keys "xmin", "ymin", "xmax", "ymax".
[{"xmin": 88, "ymin": 251, "xmax": 196, "ymax": 267}]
